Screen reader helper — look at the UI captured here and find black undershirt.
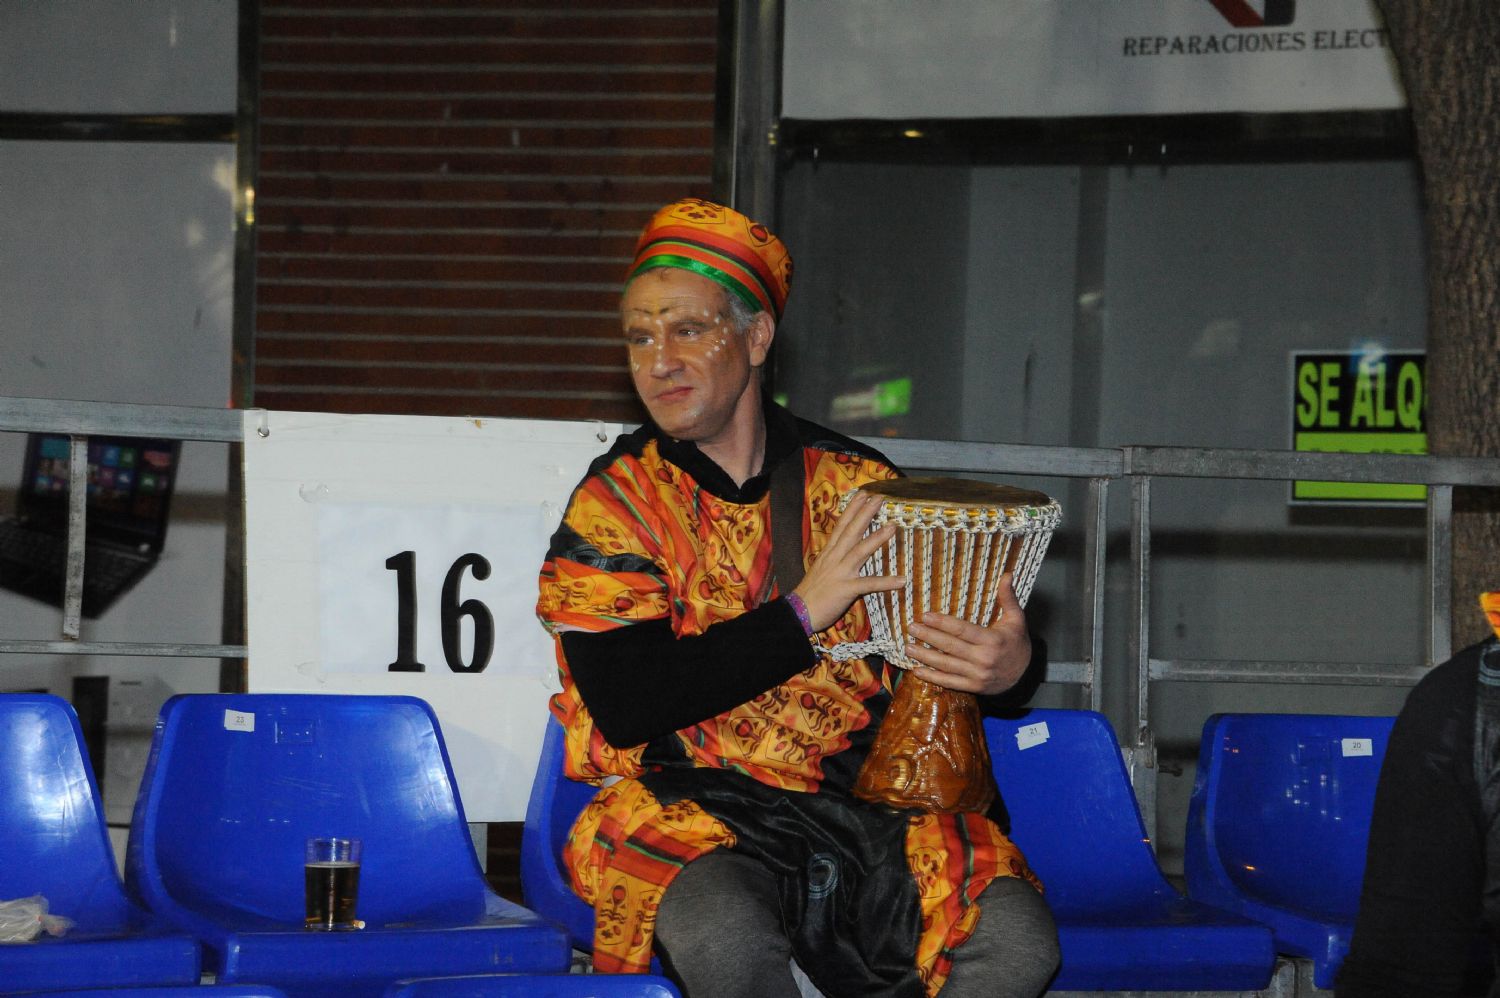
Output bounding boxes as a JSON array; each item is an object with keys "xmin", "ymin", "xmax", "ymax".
[{"xmin": 564, "ymin": 599, "xmax": 817, "ymax": 748}]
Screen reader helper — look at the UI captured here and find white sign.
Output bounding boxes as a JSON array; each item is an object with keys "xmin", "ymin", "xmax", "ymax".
[
  {"xmin": 784, "ymin": 0, "xmax": 1404, "ymax": 120},
  {"xmin": 1340, "ymin": 737, "xmax": 1374, "ymax": 757},
  {"xmin": 243, "ymin": 409, "xmax": 628, "ymax": 821},
  {"xmin": 316, "ymin": 501, "xmax": 556, "ymax": 680}
]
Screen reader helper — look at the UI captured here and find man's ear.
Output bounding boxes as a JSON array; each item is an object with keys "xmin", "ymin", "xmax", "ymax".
[{"xmin": 746, "ymin": 311, "xmax": 776, "ymax": 368}]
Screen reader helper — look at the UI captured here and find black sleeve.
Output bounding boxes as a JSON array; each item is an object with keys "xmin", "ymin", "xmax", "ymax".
[
  {"xmin": 977, "ymin": 632, "xmax": 1047, "ymax": 715},
  {"xmin": 1336, "ymin": 655, "xmax": 1486, "ymax": 998},
  {"xmin": 560, "ymin": 597, "xmax": 818, "ymax": 748}
]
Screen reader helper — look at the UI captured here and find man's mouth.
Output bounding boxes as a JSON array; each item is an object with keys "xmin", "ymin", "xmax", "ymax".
[{"xmin": 655, "ymin": 386, "xmax": 693, "ymax": 404}]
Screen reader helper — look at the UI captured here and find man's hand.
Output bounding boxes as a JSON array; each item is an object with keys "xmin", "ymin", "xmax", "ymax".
[
  {"xmin": 903, "ymin": 573, "xmax": 1030, "ymax": 696},
  {"xmin": 793, "ymin": 491, "xmax": 906, "ymax": 633}
]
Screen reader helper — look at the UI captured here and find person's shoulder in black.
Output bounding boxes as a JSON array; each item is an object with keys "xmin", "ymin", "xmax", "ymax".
[{"xmin": 1337, "ymin": 640, "xmax": 1492, "ymax": 998}]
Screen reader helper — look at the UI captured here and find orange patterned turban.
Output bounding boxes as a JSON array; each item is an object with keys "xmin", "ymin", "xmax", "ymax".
[
  {"xmin": 627, "ymin": 198, "xmax": 793, "ymax": 319},
  {"xmin": 1482, "ymin": 591, "xmax": 1500, "ymax": 641}
]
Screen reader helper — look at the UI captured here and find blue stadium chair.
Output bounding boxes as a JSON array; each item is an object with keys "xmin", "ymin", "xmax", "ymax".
[
  {"xmin": 985, "ymin": 709, "xmax": 1278, "ymax": 991},
  {"xmin": 33, "ymin": 989, "xmax": 289, "ymax": 997},
  {"xmin": 1185, "ymin": 712, "xmax": 1395, "ymax": 989},
  {"xmin": 519, "ymin": 721, "xmax": 677, "ymax": 977},
  {"xmin": 125, "ymin": 694, "xmax": 570, "ymax": 998},
  {"xmin": 384, "ymin": 974, "xmax": 680, "ymax": 997},
  {"xmin": 0, "ymin": 693, "xmax": 200, "ymax": 992},
  {"xmin": 519, "ymin": 717, "xmax": 602, "ymax": 952}
]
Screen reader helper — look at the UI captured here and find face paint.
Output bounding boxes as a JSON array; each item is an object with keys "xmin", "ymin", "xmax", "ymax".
[{"xmin": 620, "ymin": 269, "xmax": 764, "ymax": 450}]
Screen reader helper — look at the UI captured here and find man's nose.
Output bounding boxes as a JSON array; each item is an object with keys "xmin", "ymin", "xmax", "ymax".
[{"xmin": 649, "ymin": 338, "xmax": 683, "ymax": 376}]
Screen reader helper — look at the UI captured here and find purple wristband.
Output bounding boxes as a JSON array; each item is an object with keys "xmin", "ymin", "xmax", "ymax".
[{"xmin": 784, "ymin": 592, "xmax": 814, "ymax": 636}]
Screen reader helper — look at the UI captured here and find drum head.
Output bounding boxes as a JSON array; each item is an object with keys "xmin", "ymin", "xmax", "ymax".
[{"xmin": 863, "ymin": 476, "xmax": 1053, "ymax": 513}]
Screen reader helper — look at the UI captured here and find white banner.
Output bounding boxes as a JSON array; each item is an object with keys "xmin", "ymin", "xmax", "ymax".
[
  {"xmin": 243, "ymin": 409, "xmax": 627, "ymax": 821},
  {"xmin": 784, "ymin": 0, "xmax": 1404, "ymax": 120}
]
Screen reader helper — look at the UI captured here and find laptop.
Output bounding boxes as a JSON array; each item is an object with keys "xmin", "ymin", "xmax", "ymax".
[{"xmin": 0, "ymin": 432, "xmax": 180, "ymax": 617}]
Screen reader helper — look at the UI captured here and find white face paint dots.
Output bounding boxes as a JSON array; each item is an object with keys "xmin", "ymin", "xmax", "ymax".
[{"xmin": 620, "ymin": 268, "xmax": 760, "ymax": 450}]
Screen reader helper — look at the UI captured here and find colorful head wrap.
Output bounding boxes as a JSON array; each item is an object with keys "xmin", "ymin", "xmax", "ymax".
[{"xmin": 627, "ymin": 198, "xmax": 793, "ymax": 319}]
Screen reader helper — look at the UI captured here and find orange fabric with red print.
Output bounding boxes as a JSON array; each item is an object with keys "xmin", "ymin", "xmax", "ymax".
[{"xmin": 536, "ymin": 439, "xmax": 1040, "ymax": 994}]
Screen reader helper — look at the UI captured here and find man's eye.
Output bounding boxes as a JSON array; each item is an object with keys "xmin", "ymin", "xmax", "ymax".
[{"xmin": 626, "ymin": 332, "xmax": 653, "ymax": 347}]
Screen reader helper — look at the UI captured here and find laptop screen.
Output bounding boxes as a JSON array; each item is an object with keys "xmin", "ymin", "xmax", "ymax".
[{"xmin": 16, "ymin": 433, "xmax": 181, "ymax": 552}]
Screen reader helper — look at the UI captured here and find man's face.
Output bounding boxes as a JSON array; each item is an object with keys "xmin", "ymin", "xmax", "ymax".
[{"xmin": 621, "ymin": 268, "xmax": 768, "ymax": 445}]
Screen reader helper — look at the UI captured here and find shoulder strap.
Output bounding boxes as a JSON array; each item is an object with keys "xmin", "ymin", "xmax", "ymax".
[{"xmin": 769, "ymin": 448, "xmax": 806, "ymax": 594}]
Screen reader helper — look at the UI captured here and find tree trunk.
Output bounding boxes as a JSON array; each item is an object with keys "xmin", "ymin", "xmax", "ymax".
[{"xmin": 1376, "ymin": 0, "xmax": 1500, "ymax": 650}]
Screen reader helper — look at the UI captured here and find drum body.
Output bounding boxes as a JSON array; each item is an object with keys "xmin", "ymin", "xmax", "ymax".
[{"xmin": 838, "ymin": 478, "xmax": 1061, "ymax": 814}]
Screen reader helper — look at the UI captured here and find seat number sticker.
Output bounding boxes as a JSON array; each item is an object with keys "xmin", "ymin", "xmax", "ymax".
[
  {"xmin": 224, "ymin": 709, "xmax": 255, "ymax": 733},
  {"xmin": 1015, "ymin": 721, "xmax": 1051, "ymax": 750}
]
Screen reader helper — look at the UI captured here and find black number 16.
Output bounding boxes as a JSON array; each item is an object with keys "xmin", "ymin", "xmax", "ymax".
[{"xmin": 385, "ymin": 550, "xmax": 494, "ymax": 674}]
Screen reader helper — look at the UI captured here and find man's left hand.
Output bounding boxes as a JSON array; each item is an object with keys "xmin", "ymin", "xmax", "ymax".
[{"xmin": 903, "ymin": 573, "xmax": 1030, "ymax": 696}]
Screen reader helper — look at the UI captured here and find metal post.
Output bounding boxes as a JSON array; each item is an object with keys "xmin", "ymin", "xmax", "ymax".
[
  {"xmin": 1083, "ymin": 476, "xmax": 1108, "ymax": 713},
  {"xmin": 1427, "ymin": 483, "xmax": 1453, "ymax": 667},
  {"xmin": 715, "ymin": 0, "xmax": 783, "ymax": 219},
  {"xmin": 61, "ymin": 435, "xmax": 89, "ymax": 639},
  {"xmin": 1128, "ymin": 473, "xmax": 1157, "ymax": 843}
]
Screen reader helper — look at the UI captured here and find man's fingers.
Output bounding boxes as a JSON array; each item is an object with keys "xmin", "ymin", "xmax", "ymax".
[
  {"xmin": 827, "ymin": 492, "xmax": 881, "ymax": 547},
  {"xmin": 902, "ymin": 649, "xmax": 981, "ymax": 693},
  {"xmin": 856, "ymin": 574, "xmax": 907, "ymax": 596},
  {"xmin": 851, "ymin": 521, "xmax": 896, "ymax": 563},
  {"xmin": 993, "ymin": 573, "xmax": 1022, "ymax": 616},
  {"xmin": 911, "ymin": 611, "xmax": 982, "ymax": 641}
]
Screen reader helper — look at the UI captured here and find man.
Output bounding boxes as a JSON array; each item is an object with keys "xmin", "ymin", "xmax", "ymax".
[
  {"xmin": 1337, "ymin": 592, "xmax": 1500, "ymax": 998},
  {"xmin": 536, "ymin": 198, "xmax": 1059, "ymax": 998}
]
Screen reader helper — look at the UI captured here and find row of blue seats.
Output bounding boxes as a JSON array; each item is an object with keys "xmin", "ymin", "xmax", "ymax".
[
  {"xmin": 0, "ymin": 692, "xmax": 1393, "ymax": 996},
  {"xmin": 0, "ymin": 693, "xmax": 677, "ymax": 998},
  {"xmin": 522, "ymin": 709, "xmax": 1394, "ymax": 993},
  {"xmin": 20, "ymin": 984, "xmax": 676, "ymax": 998}
]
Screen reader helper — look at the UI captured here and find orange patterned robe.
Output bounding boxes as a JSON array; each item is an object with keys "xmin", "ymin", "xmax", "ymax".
[{"xmin": 536, "ymin": 406, "xmax": 1038, "ymax": 995}]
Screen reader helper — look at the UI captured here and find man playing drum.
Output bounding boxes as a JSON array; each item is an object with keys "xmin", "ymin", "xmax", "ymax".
[{"xmin": 535, "ymin": 198, "xmax": 1059, "ymax": 998}]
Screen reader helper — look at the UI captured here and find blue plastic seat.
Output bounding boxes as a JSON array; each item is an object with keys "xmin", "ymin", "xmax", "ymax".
[
  {"xmin": 1185, "ymin": 712, "xmax": 1395, "ymax": 989},
  {"xmin": 519, "ymin": 717, "xmax": 604, "ymax": 952},
  {"xmin": 34, "ymin": 989, "xmax": 289, "ymax": 997},
  {"xmin": 985, "ymin": 709, "xmax": 1278, "ymax": 991},
  {"xmin": 125, "ymin": 693, "xmax": 570, "ymax": 998},
  {"xmin": 384, "ymin": 974, "xmax": 680, "ymax": 997},
  {"xmin": 0, "ymin": 693, "xmax": 200, "ymax": 992}
]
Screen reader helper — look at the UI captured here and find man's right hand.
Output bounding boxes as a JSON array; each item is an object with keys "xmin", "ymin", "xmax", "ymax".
[{"xmin": 793, "ymin": 491, "xmax": 907, "ymax": 633}]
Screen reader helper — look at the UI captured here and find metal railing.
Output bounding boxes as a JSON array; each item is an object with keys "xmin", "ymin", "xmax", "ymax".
[
  {"xmin": 4, "ymin": 394, "xmax": 1500, "ymax": 835},
  {"xmin": 874, "ymin": 433, "xmax": 1500, "ymax": 837},
  {"xmin": 0, "ymin": 395, "xmax": 244, "ymax": 658}
]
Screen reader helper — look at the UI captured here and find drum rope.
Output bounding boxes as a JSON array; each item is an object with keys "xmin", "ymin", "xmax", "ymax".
[{"xmin": 819, "ymin": 493, "xmax": 1060, "ymax": 667}]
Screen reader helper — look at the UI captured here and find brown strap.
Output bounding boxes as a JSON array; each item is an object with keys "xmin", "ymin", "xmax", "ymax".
[{"xmin": 769, "ymin": 449, "xmax": 806, "ymax": 594}]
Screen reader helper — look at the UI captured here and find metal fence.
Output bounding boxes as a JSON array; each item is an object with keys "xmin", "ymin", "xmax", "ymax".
[
  {"xmin": 874, "ymin": 434, "xmax": 1500, "ymax": 833},
  {"xmin": 4, "ymin": 394, "xmax": 1500, "ymax": 831}
]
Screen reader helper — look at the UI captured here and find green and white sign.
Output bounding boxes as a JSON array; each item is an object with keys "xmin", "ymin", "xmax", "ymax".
[{"xmin": 1291, "ymin": 350, "xmax": 1426, "ymax": 503}]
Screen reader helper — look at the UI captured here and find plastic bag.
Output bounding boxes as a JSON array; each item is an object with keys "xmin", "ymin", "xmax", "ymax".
[{"xmin": 0, "ymin": 895, "xmax": 74, "ymax": 943}]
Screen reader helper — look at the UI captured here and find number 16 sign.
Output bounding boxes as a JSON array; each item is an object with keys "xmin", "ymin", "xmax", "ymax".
[{"xmin": 315, "ymin": 500, "xmax": 560, "ymax": 682}]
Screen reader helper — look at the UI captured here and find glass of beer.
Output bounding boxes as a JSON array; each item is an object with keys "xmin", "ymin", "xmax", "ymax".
[{"xmin": 304, "ymin": 836, "xmax": 362, "ymax": 930}]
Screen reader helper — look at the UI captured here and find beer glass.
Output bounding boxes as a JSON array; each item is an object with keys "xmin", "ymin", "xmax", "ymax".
[{"xmin": 304, "ymin": 836, "xmax": 362, "ymax": 930}]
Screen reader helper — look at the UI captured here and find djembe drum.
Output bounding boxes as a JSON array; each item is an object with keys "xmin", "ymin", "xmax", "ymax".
[{"xmin": 824, "ymin": 478, "xmax": 1061, "ymax": 813}]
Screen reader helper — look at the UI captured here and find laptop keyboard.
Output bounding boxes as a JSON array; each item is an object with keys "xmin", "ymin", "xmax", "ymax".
[{"xmin": 0, "ymin": 521, "xmax": 150, "ymax": 615}]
